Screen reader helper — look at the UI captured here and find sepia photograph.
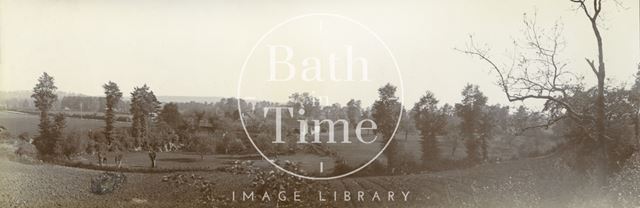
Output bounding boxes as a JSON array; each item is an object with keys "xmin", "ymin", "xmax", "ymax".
[{"xmin": 0, "ymin": 0, "xmax": 639, "ymax": 207}]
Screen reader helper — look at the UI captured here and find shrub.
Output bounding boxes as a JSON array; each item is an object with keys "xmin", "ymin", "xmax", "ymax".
[
  {"xmin": 116, "ymin": 116, "xmax": 131, "ymax": 122},
  {"xmin": 608, "ymin": 152, "xmax": 640, "ymax": 207},
  {"xmin": 188, "ymin": 135, "xmax": 215, "ymax": 159},
  {"xmin": 332, "ymin": 158, "xmax": 351, "ymax": 175},
  {"xmin": 14, "ymin": 141, "xmax": 37, "ymax": 159},
  {"xmin": 215, "ymin": 133, "xmax": 247, "ymax": 154},
  {"xmin": 90, "ymin": 172, "xmax": 127, "ymax": 195},
  {"xmin": 249, "ymin": 160, "xmax": 325, "ymax": 207},
  {"xmin": 18, "ymin": 132, "xmax": 30, "ymax": 142},
  {"xmin": 162, "ymin": 173, "xmax": 228, "ymax": 206},
  {"xmin": 226, "ymin": 138, "xmax": 246, "ymax": 154},
  {"xmin": 56, "ymin": 131, "xmax": 86, "ymax": 160},
  {"xmin": 253, "ymin": 133, "xmax": 274, "ymax": 154},
  {"xmin": 352, "ymin": 160, "xmax": 387, "ymax": 177},
  {"xmin": 393, "ymin": 151, "xmax": 420, "ymax": 174},
  {"xmin": 221, "ymin": 160, "xmax": 255, "ymax": 174},
  {"xmin": 0, "ymin": 132, "xmax": 38, "ymax": 163}
]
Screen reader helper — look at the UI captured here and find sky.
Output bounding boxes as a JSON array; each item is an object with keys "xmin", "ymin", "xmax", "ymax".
[{"xmin": 1, "ymin": 0, "xmax": 638, "ymax": 109}]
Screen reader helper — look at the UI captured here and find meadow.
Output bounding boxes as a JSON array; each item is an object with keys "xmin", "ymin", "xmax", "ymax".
[
  {"xmin": 0, "ymin": 111, "xmax": 128, "ymax": 136},
  {"xmin": 0, "ymin": 110, "xmax": 559, "ymax": 176}
]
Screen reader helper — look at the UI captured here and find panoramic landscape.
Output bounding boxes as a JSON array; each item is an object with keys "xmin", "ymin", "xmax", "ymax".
[{"xmin": 1, "ymin": 0, "xmax": 640, "ymax": 207}]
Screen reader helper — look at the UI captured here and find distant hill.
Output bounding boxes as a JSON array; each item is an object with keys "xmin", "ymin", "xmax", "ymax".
[
  {"xmin": 156, "ymin": 96, "xmax": 223, "ymax": 104},
  {"xmin": 0, "ymin": 90, "xmax": 87, "ymax": 109},
  {"xmin": 0, "ymin": 91, "xmax": 222, "ymax": 102},
  {"xmin": 0, "ymin": 91, "xmax": 228, "ymax": 111},
  {"xmin": 0, "ymin": 90, "xmax": 86, "ymax": 101}
]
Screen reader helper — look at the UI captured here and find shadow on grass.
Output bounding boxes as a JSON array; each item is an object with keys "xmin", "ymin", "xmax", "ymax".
[
  {"xmin": 158, "ymin": 158, "xmax": 199, "ymax": 163},
  {"xmin": 55, "ymin": 161, "xmax": 222, "ymax": 174}
]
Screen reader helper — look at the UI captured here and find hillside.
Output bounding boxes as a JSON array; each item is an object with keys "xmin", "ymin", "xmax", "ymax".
[{"xmin": 0, "ymin": 149, "xmax": 623, "ymax": 208}]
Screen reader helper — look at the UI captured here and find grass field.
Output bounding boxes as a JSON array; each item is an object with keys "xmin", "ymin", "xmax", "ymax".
[{"xmin": 0, "ymin": 111, "xmax": 128, "ymax": 135}]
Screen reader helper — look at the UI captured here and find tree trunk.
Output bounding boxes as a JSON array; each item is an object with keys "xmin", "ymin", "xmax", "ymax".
[
  {"xmin": 591, "ymin": 17, "xmax": 609, "ymax": 185},
  {"xmin": 149, "ymin": 151, "xmax": 157, "ymax": 168},
  {"xmin": 634, "ymin": 114, "xmax": 639, "ymax": 147},
  {"xmin": 97, "ymin": 152, "xmax": 105, "ymax": 166},
  {"xmin": 450, "ymin": 137, "xmax": 458, "ymax": 158}
]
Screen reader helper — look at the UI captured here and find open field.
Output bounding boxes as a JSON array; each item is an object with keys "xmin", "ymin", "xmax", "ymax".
[
  {"xmin": 0, "ymin": 111, "xmax": 128, "ymax": 135},
  {"xmin": 318, "ymin": 128, "xmax": 558, "ymax": 169}
]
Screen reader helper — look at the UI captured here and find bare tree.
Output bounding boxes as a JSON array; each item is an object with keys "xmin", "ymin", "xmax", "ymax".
[{"xmin": 460, "ymin": 0, "xmax": 610, "ymax": 181}]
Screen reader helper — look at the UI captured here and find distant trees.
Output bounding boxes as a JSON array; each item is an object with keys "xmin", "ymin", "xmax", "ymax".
[
  {"xmin": 288, "ymin": 92, "xmax": 321, "ymax": 119},
  {"xmin": 346, "ymin": 99, "xmax": 363, "ymax": 128},
  {"xmin": 412, "ymin": 91, "xmax": 447, "ymax": 168},
  {"xmin": 455, "ymin": 84, "xmax": 488, "ymax": 163},
  {"xmin": 130, "ymin": 84, "xmax": 160, "ymax": 148},
  {"xmin": 193, "ymin": 110, "xmax": 206, "ymax": 129},
  {"xmin": 31, "ymin": 72, "xmax": 59, "ymax": 157},
  {"xmin": 189, "ymin": 135, "xmax": 215, "ymax": 160},
  {"xmin": 103, "ymin": 81, "xmax": 123, "ymax": 146},
  {"xmin": 478, "ymin": 105, "xmax": 499, "ymax": 160},
  {"xmin": 323, "ymin": 103, "xmax": 345, "ymax": 121},
  {"xmin": 207, "ymin": 114, "xmax": 222, "ymax": 133},
  {"xmin": 60, "ymin": 96, "xmax": 113, "ymax": 113},
  {"xmin": 372, "ymin": 83, "xmax": 401, "ymax": 169},
  {"xmin": 397, "ymin": 109, "xmax": 416, "ymax": 140},
  {"xmin": 159, "ymin": 102, "xmax": 183, "ymax": 130},
  {"xmin": 511, "ymin": 106, "xmax": 531, "ymax": 134}
]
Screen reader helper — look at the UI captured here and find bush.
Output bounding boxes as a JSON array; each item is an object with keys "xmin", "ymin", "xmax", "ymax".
[
  {"xmin": 249, "ymin": 160, "xmax": 326, "ymax": 207},
  {"xmin": 14, "ymin": 141, "xmax": 37, "ymax": 159},
  {"xmin": 18, "ymin": 132, "xmax": 30, "ymax": 142},
  {"xmin": 215, "ymin": 133, "xmax": 247, "ymax": 154},
  {"xmin": 226, "ymin": 138, "xmax": 246, "ymax": 154},
  {"xmin": 90, "ymin": 172, "xmax": 127, "ymax": 195},
  {"xmin": 609, "ymin": 152, "xmax": 640, "ymax": 207},
  {"xmin": 332, "ymin": 158, "xmax": 351, "ymax": 175},
  {"xmin": 253, "ymin": 133, "xmax": 274, "ymax": 154},
  {"xmin": 162, "ymin": 173, "xmax": 228, "ymax": 206},
  {"xmin": 188, "ymin": 135, "xmax": 214, "ymax": 159},
  {"xmin": 394, "ymin": 151, "xmax": 420, "ymax": 174},
  {"xmin": 116, "ymin": 116, "xmax": 131, "ymax": 122},
  {"xmin": 352, "ymin": 160, "xmax": 387, "ymax": 177},
  {"xmin": 56, "ymin": 131, "xmax": 86, "ymax": 160},
  {"xmin": 220, "ymin": 160, "xmax": 255, "ymax": 174},
  {"xmin": 0, "ymin": 131, "xmax": 38, "ymax": 163}
]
